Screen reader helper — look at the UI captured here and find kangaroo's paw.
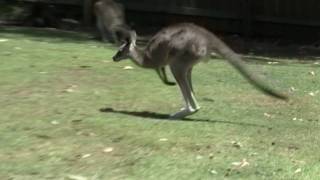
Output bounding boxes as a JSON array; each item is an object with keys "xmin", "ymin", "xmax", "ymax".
[{"xmin": 169, "ymin": 107, "xmax": 199, "ymax": 120}]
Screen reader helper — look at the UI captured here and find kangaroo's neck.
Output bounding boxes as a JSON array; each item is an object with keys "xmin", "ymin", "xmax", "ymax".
[{"xmin": 130, "ymin": 46, "xmax": 153, "ymax": 68}]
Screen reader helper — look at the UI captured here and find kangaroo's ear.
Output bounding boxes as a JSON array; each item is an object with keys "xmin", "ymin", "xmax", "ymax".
[
  {"xmin": 129, "ymin": 30, "xmax": 137, "ymax": 45},
  {"xmin": 115, "ymin": 27, "xmax": 131, "ymax": 44}
]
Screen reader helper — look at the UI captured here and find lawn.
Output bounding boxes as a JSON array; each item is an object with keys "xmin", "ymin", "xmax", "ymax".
[{"xmin": 0, "ymin": 27, "xmax": 320, "ymax": 180}]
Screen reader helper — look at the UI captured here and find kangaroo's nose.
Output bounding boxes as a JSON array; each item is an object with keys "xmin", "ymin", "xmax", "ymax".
[{"xmin": 112, "ymin": 55, "xmax": 118, "ymax": 62}]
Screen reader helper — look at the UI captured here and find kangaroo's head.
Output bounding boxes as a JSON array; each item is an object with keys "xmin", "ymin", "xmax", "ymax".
[{"xmin": 113, "ymin": 30, "xmax": 137, "ymax": 62}]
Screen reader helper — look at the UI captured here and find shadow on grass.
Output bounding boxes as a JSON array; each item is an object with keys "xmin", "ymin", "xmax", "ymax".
[
  {"xmin": 99, "ymin": 107, "xmax": 268, "ymax": 128},
  {"xmin": 0, "ymin": 26, "xmax": 95, "ymax": 43}
]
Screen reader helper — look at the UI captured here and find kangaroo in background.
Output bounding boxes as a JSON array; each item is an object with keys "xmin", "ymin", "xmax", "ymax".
[
  {"xmin": 94, "ymin": 0, "xmax": 129, "ymax": 43},
  {"xmin": 113, "ymin": 23, "xmax": 288, "ymax": 119},
  {"xmin": 94, "ymin": 0, "xmax": 175, "ymax": 85}
]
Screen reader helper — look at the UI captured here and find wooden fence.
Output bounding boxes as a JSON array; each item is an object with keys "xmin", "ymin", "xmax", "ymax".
[
  {"xmin": 118, "ymin": 0, "xmax": 320, "ymax": 38},
  {"xmin": 14, "ymin": 0, "xmax": 320, "ymax": 37}
]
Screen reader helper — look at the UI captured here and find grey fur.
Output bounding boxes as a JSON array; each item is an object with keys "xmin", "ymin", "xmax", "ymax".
[
  {"xmin": 113, "ymin": 23, "xmax": 287, "ymax": 119},
  {"xmin": 94, "ymin": 0, "xmax": 129, "ymax": 43}
]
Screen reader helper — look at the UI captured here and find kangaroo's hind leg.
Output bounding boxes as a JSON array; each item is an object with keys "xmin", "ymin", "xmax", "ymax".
[
  {"xmin": 169, "ymin": 62, "xmax": 200, "ymax": 119},
  {"xmin": 96, "ymin": 16, "xmax": 111, "ymax": 42},
  {"xmin": 187, "ymin": 67, "xmax": 196, "ymax": 94},
  {"xmin": 186, "ymin": 67, "xmax": 200, "ymax": 110}
]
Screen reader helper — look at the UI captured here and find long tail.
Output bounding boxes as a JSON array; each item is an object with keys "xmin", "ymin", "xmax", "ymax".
[{"xmin": 214, "ymin": 39, "xmax": 288, "ymax": 100}]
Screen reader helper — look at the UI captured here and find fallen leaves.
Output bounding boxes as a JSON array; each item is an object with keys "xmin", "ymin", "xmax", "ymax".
[
  {"xmin": 63, "ymin": 85, "xmax": 78, "ymax": 93},
  {"xmin": 288, "ymin": 69, "xmax": 320, "ymax": 97},
  {"xmin": 76, "ymin": 131, "xmax": 96, "ymax": 137},
  {"xmin": 81, "ymin": 154, "xmax": 91, "ymax": 159},
  {"xmin": 263, "ymin": 112, "xmax": 274, "ymax": 119},
  {"xmin": 231, "ymin": 141, "xmax": 242, "ymax": 148},
  {"xmin": 292, "ymin": 117, "xmax": 303, "ymax": 122},
  {"xmin": 209, "ymin": 153, "xmax": 214, "ymax": 159},
  {"xmin": 50, "ymin": 120, "xmax": 59, "ymax": 125},
  {"xmin": 196, "ymin": 155, "xmax": 203, "ymax": 160},
  {"xmin": 267, "ymin": 61, "xmax": 279, "ymax": 65},
  {"xmin": 231, "ymin": 159, "xmax": 250, "ymax": 169},
  {"xmin": 294, "ymin": 168, "xmax": 302, "ymax": 174},
  {"xmin": 308, "ymin": 91, "xmax": 319, "ymax": 97},
  {"xmin": 159, "ymin": 138, "xmax": 168, "ymax": 142},
  {"xmin": 309, "ymin": 71, "xmax": 315, "ymax": 76},
  {"xmin": 103, "ymin": 147, "xmax": 114, "ymax": 153},
  {"xmin": 289, "ymin": 86, "xmax": 297, "ymax": 92},
  {"xmin": 209, "ymin": 169, "xmax": 218, "ymax": 175},
  {"xmin": 67, "ymin": 175, "xmax": 88, "ymax": 180},
  {"xmin": 123, "ymin": 66, "xmax": 134, "ymax": 70},
  {"xmin": 0, "ymin": 39, "xmax": 9, "ymax": 42},
  {"xmin": 225, "ymin": 159, "xmax": 250, "ymax": 176}
]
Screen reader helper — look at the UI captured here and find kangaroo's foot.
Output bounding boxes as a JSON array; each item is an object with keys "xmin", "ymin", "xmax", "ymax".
[{"xmin": 169, "ymin": 106, "xmax": 200, "ymax": 120}]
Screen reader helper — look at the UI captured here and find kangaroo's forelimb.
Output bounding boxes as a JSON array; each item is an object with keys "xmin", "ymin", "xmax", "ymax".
[{"xmin": 156, "ymin": 67, "xmax": 176, "ymax": 86}]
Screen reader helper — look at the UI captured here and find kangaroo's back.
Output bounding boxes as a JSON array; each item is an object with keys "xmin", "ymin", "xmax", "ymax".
[
  {"xmin": 146, "ymin": 23, "xmax": 287, "ymax": 100},
  {"xmin": 146, "ymin": 24, "xmax": 213, "ymax": 62}
]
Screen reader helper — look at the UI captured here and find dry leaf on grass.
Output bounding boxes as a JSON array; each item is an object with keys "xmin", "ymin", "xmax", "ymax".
[
  {"xmin": 249, "ymin": 152, "xmax": 258, "ymax": 156},
  {"xmin": 294, "ymin": 168, "xmax": 302, "ymax": 174},
  {"xmin": 81, "ymin": 154, "xmax": 91, "ymax": 158},
  {"xmin": 123, "ymin": 66, "xmax": 134, "ymax": 70},
  {"xmin": 267, "ymin": 61, "xmax": 279, "ymax": 65},
  {"xmin": 159, "ymin": 138, "xmax": 168, "ymax": 142},
  {"xmin": 309, "ymin": 92, "xmax": 315, "ymax": 96},
  {"xmin": 209, "ymin": 153, "xmax": 214, "ymax": 159},
  {"xmin": 231, "ymin": 141, "xmax": 242, "ymax": 148},
  {"xmin": 289, "ymin": 87, "xmax": 297, "ymax": 92},
  {"xmin": 51, "ymin": 120, "xmax": 59, "ymax": 125},
  {"xmin": 196, "ymin": 155, "xmax": 203, "ymax": 160},
  {"xmin": 291, "ymin": 117, "xmax": 301, "ymax": 122},
  {"xmin": 209, "ymin": 169, "xmax": 218, "ymax": 174},
  {"xmin": 67, "ymin": 175, "xmax": 87, "ymax": 180},
  {"xmin": 64, "ymin": 85, "xmax": 78, "ymax": 93},
  {"xmin": 103, "ymin": 147, "xmax": 114, "ymax": 153},
  {"xmin": 231, "ymin": 159, "xmax": 250, "ymax": 169},
  {"xmin": 0, "ymin": 39, "xmax": 9, "ymax": 42},
  {"xmin": 308, "ymin": 90, "xmax": 319, "ymax": 97},
  {"xmin": 263, "ymin": 113, "xmax": 273, "ymax": 118},
  {"xmin": 309, "ymin": 71, "xmax": 316, "ymax": 76}
]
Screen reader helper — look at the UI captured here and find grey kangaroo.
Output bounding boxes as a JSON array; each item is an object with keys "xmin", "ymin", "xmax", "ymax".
[
  {"xmin": 113, "ymin": 23, "xmax": 287, "ymax": 119},
  {"xmin": 94, "ymin": 0, "xmax": 128, "ymax": 43}
]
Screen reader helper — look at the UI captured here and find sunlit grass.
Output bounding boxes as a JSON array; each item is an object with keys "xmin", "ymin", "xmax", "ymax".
[{"xmin": 0, "ymin": 27, "xmax": 320, "ymax": 179}]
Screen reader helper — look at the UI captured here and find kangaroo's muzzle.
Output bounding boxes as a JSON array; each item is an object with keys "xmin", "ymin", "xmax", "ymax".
[{"xmin": 112, "ymin": 54, "xmax": 121, "ymax": 62}]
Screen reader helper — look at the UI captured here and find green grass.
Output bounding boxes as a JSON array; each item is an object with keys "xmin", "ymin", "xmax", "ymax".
[{"xmin": 1, "ymin": 27, "xmax": 320, "ymax": 180}]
